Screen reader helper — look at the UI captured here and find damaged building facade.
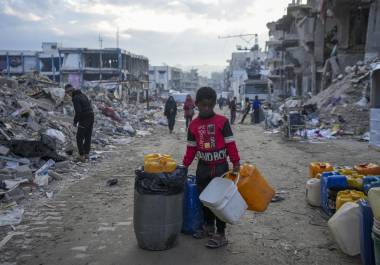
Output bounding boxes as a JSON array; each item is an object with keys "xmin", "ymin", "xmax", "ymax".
[
  {"xmin": 59, "ymin": 48, "xmax": 148, "ymax": 90},
  {"xmin": 0, "ymin": 42, "xmax": 149, "ymax": 94},
  {"xmin": 266, "ymin": 0, "xmax": 380, "ymax": 103},
  {"xmin": 148, "ymin": 66, "xmax": 182, "ymax": 95},
  {"xmin": 0, "ymin": 42, "xmax": 62, "ymax": 82}
]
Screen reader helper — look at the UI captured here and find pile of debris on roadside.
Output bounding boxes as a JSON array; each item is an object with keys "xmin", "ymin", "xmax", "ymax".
[
  {"xmin": 0, "ymin": 73, "xmax": 166, "ymax": 222},
  {"xmin": 264, "ymin": 58, "xmax": 377, "ymax": 141}
]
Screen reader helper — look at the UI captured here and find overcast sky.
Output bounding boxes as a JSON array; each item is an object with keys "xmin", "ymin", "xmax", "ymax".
[{"xmin": 0, "ymin": 0, "xmax": 290, "ymax": 67}]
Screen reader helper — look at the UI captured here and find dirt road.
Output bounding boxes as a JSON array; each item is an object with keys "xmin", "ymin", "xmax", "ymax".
[{"xmin": 1, "ymin": 116, "xmax": 377, "ymax": 265}]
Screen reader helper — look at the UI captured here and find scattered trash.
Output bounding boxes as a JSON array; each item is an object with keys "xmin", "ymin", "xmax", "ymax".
[
  {"xmin": 106, "ymin": 178, "xmax": 118, "ymax": 186},
  {"xmin": 34, "ymin": 159, "xmax": 55, "ymax": 186},
  {"xmin": 0, "ymin": 206, "xmax": 24, "ymax": 226},
  {"xmin": 46, "ymin": 191, "xmax": 54, "ymax": 199},
  {"xmin": 46, "ymin": 128, "xmax": 66, "ymax": 144},
  {"xmin": 361, "ymin": 132, "xmax": 370, "ymax": 142},
  {"xmin": 271, "ymin": 195, "xmax": 285, "ymax": 203}
]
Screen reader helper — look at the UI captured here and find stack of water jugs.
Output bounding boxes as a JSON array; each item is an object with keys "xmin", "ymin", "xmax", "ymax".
[{"xmin": 306, "ymin": 162, "xmax": 380, "ymax": 264}]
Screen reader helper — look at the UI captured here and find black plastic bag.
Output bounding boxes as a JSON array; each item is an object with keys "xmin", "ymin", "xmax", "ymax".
[{"xmin": 135, "ymin": 166, "xmax": 187, "ymax": 195}]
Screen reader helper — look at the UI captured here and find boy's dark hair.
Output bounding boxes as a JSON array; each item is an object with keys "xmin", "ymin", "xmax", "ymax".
[{"xmin": 196, "ymin": 87, "xmax": 217, "ymax": 104}]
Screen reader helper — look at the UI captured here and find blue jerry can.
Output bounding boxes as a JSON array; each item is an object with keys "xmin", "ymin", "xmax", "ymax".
[
  {"xmin": 182, "ymin": 175, "xmax": 204, "ymax": 235},
  {"xmin": 363, "ymin": 176, "xmax": 380, "ymax": 194},
  {"xmin": 359, "ymin": 199, "xmax": 376, "ymax": 265},
  {"xmin": 320, "ymin": 172, "xmax": 348, "ymax": 216}
]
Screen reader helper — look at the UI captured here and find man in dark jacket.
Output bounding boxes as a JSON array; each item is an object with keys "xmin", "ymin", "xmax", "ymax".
[
  {"xmin": 65, "ymin": 84, "xmax": 94, "ymax": 162},
  {"xmin": 229, "ymin": 97, "xmax": 237, "ymax": 125},
  {"xmin": 164, "ymin": 96, "xmax": 177, "ymax": 134}
]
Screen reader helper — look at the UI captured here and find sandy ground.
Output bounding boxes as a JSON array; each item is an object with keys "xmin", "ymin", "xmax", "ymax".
[{"xmin": 1, "ymin": 112, "xmax": 378, "ymax": 265}]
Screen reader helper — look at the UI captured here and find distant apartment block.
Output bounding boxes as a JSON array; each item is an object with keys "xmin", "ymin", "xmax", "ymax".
[{"xmin": 149, "ymin": 66, "xmax": 182, "ymax": 93}]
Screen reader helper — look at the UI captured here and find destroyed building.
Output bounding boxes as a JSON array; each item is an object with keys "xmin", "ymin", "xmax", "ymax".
[
  {"xmin": 0, "ymin": 42, "xmax": 149, "ymax": 98},
  {"xmin": 0, "ymin": 42, "xmax": 62, "ymax": 82},
  {"xmin": 149, "ymin": 66, "xmax": 182, "ymax": 95},
  {"xmin": 181, "ymin": 69, "xmax": 200, "ymax": 92},
  {"xmin": 59, "ymin": 48, "xmax": 149, "ymax": 89},
  {"xmin": 266, "ymin": 0, "xmax": 380, "ymax": 102}
]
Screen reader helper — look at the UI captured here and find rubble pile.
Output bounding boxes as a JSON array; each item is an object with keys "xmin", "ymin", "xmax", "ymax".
[
  {"xmin": 305, "ymin": 58, "xmax": 377, "ymax": 136},
  {"xmin": 0, "ymin": 74, "xmax": 165, "ymax": 218}
]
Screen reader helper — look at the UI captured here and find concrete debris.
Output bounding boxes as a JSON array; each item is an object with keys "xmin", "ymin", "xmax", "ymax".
[
  {"xmin": 0, "ymin": 145, "xmax": 10, "ymax": 156},
  {"xmin": 46, "ymin": 129, "xmax": 66, "ymax": 144},
  {"xmin": 303, "ymin": 58, "xmax": 377, "ymax": 136},
  {"xmin": 0, "ymin": 72, "xmax": 165, "ymax": 204},
  {"xmin": 361, "ymin": 132, "xmax": 370, "ymax": 142},
  {"xmin": 0, "ymin": 206, "xmax": 24, "ymax": 227}
]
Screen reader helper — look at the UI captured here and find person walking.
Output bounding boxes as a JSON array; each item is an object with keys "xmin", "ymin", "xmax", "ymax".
[
  {"xmin": 65, "ymin": 84, "xmax": 94, "ymax": 162},
  {"xmin": 164, "ymin": 96, "xmax": 177, "ymax": 133},
  {"xmin": 229, "ymin": 97, "xmax": 237, "ymax": 125},
  {"xmin": 239, "ymin": 97, "xmax": 251, "ymax": 124},
  {"xmin": 184, "ymin": 95, "xmax": 195, "ymax": 130},
  {"xmin": 252, "ymin": 95, "xmax": 261, "ymax": 124},
  {"xmin": 218, "ymin": 96, "xmax": 224, "ymax": 110}
]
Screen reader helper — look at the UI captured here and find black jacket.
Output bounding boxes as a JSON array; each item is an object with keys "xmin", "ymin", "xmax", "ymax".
[
  {"xmin": 164, "ymin": 97, "xmax": 177, "ymax": 117},
  {"xmin": 72, "ymin": 90, "xmax": 93, "ymax": 124}
]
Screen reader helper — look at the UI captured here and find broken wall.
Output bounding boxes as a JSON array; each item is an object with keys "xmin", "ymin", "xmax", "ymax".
[
  {"xmin": 62, "ymin": 53, "xmax": 81, "ymax": 70},
  {"xmin": 23, "ymin": 56, "xmax": 38, "ymax": 72}
]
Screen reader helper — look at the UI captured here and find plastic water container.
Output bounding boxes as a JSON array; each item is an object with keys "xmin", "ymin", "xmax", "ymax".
[
  {"xmin": 199, "ymin": 174, "xmax": 248, "ymax": 224},
  {"xmin": 354, "ymin": 163, "xmax": 380, "ymax": 176},
  {"xmin": 133, "ymin": 167, "xmax": 185, "ymax": 251},
  {"xmin": 369, "ymin": 188, "xmax": 380, "ymax": 220},
  {"xmin": 372, "ymin": 231, "xmax": 380, "ymax": 265},
  {"xmin": 306, "ymin": 178, "xmax": 321, "ymax": 207},
  {"xmin": 182, "ymin": 175, "xmax": 203, "ymax": 235},
  {"xmin": 336, "ymin": 190, "xmax": 366, "ymax": 210},
  {"xmin": 309, "ymin": 162, "xmax": 334, "ymax": 178},
  {"xmin": 358, "ymin": 200, "xmax": 375, "ymax": 265},
  {"xmin": 328, "ymin": 202, "xmax": 361, "ymax": 256},
  {"xmin": 338, "ymin": 167, "xmax": 356, "ymax": 176},
  {"xmin": 364, "ymin": 176, "xmax": 380, "ymax": 194},
  {"xmin": 134, "ymin": 191, "xmax": 183, "ymax": 250},
  {"xmin": 347, "ymin": 174, "xmax": 365, "ymax": 190},
  {"xmin": 144, "ymin": 154, "xmax": 177, "ymax": 173},
  {"xmin": 320, "ymin": 173, "xmax": 348, "ymax": 216},
  {"xmin": 226, "ymin": 164, "xmax": 275, "ymax": 212}
]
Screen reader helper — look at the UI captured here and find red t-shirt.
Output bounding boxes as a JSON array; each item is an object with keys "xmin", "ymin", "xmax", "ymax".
[{"xmin": 183, "ymin": 114, "xmax": 240, "ymax": 167}]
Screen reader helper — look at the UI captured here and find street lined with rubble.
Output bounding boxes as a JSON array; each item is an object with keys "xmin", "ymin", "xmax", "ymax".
[{"xmin": 1, "ymin": 112, "xmax": 377, "ymax": 265}]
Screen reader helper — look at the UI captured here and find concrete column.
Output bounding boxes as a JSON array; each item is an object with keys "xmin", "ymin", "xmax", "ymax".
[
  {"xmin": 21, "ymin": 52, "xmax": 25, "ymax": 74},
  {"xmin": 59, "ymin": 51, "xmax": 62, "ymax": 85},
  {"xmin": 366, "ymin": 0, "xmax": 380, "ymax": 60},
  {"xmin": 6, "ymin": 52, "xmax": 9, "ymax": 77},
  {"xmin": 311, "ymin": 55, "xmax": 317, "ymax": 95},
  {"xmin": 51, "ymin": 55, "xmax": 55, "ymax": 81},
  {"xmin": 99, "ymin": 52, "xmax": 103, "ymax": 81}
]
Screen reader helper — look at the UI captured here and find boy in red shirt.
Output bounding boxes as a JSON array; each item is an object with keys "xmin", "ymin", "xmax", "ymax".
[{"xmin": 183, "ymin": 87, "xmax": 240, "ymax": 248}]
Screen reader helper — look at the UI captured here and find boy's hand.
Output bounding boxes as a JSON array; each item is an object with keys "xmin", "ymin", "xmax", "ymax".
[{"xmin": 232, "ymin": 163, "xmax": 240, "ymax": 175}]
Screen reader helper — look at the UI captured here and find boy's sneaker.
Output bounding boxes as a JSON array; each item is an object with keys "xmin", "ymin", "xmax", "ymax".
[
  {"xmin": 206, "ymin": 233, "xmax": 228, "ymax": 248},
  {"xmin": 192, "ymin": 225, "xmax": 214, "ymax": 239}
]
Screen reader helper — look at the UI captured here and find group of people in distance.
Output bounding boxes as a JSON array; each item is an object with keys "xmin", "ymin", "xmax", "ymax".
[{"xmin": 164, "ymin": 92, "xmax": 262, "ymax": 134}]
